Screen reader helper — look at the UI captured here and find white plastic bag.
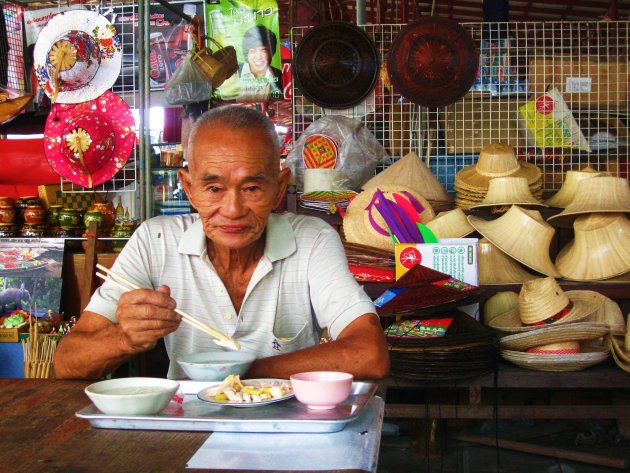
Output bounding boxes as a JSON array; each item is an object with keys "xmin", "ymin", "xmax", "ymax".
[{"xmin": 165, "ymin": 55, "xmax": 213, "ymax": 105}]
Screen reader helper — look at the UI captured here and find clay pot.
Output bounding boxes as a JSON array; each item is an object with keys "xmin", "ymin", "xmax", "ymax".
[
  {"xmin": 23, "ymin": 205, "xmax": 46, "ymax": 224},
  {"xmin": 58, "ymin": 208, "xmax": 82, "ymax": 227},
  {"xmin": 47, "ymin": 205, "xmax": 63, "ymax": 225},
  {"xmin": 0, "ymin": 223, "xmax": 18, "ymax": 238},
  {"xmin": 20, "ymin": 223, "xmax": 47, "ymax": 238},
  {"xmin": 0, "ymin": 196, "xmax": 14, "ymax": 207},
  {"xmin": 0, "ymin": 205, "xmax": 16, "ymax": 224},
  {"xmin": 89, "ymin": 202, "xmax": 116, "ymax": 232},
  {"xmin": 83, "ymin": 211, "xmax": 105, "ymax": 230}
]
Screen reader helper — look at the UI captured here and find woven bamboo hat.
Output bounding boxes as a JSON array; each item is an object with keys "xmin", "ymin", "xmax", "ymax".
[
  {"xmin": 585, "ymin": 295, "xmax": 626, "ymax": 336},
  {"xmin": 488, "ymin": 277, "xmax": 604, "ymax": 333},
  {"xmin": 424, "ymin": 208, "xmax": 474, "ymax": 238},
  {"xmin": 471, "ymin": 176, "xmax": 545, "ymax": 209},
  {"xmin": 483, "ymin": 291, "xmax": 519, "ymax": 326},
  {"xmin": 478, "ymin": 238, "xmax": 538, "ymax": 285},
  {"xmin": 363, "ymin": 152, "xmax": 451, "ymax": 204},
  {"xmin": 608, "ymin": 336, "xmax": 630, "ymax": 373},
  {"xmin": 527, "ymin": 341, "xmax": 581, "ymax": 354},
  {"xmin": 501, "ymin": 345, "xmax": 609, "ymax": 372},
  {"xmin": 468, "ymin": 205, "xmax": 560, "ymax": 277},
  {"xmin": 499, "ymin": 322, "xmax": 609, "ymax": 351},
  {"xmin": 545, "ymin": 167, "xmax": 605, "ymax": 208},
  {"xmin": 343, "ymin": 184, "xmax": 435, "ymax": 251},
  {"xmin": 455, "ymin": 143, "xmax": 542, "ymax": 191},
  {"xmin": 547, "ymin": 177, "xmax": 630, "ymax": 228},
  {"xmin": 555, "ymin": 213, "xmax": 630, "ymax": 281}
]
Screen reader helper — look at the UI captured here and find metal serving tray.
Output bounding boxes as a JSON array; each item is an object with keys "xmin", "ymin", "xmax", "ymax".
[{"xmin": 76, "ymin": 381, "xmax": 378, "ymax": 433}]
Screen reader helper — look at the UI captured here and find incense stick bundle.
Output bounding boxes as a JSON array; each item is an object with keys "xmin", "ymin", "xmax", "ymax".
[{"xmin": 22, "ymin": 313, "xmax": 58, "ymax": 379}]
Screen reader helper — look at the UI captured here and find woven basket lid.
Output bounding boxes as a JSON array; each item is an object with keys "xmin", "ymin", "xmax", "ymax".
[
  {"xmin": 456, "ymin": 143, "xmax": 541, "ymax": 191},
  {"xmin": 468, "ymin": 206, "xmax": 559, "ymax": 277},
  {"xmin": 548, "ymin": 177, "xmax": 630, "ymax": 228},
  {"xmin": 555, "ymin": 213, "xmax": 630, "ymax": 281},
  {"xmin": 425, "ymin": 208, "xmax": 474, "ymax": 238},
  {"xmin": 471, "ymin": 176, "xmax": 546, "ymax": 209},
  {"xmin": 500, "ymin": 322, "xmax": 609, "ymax": 351},
  {"xmin": 545, "ymin": 167, "xmax": 606, "ymax": 208},
  {"xmin": 478, "ymin": 238, "xmax": 538, "ymax": 285},
  {"xmin": 342, "ymin": 184, "xmax": 435, "ymax": 251},
  {"xmin": 363, "ymin": 151, "xmax": 451, "ymax": 203}
]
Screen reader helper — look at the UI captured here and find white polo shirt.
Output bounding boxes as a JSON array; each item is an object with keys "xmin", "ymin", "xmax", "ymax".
[{"xmin": 86, "ymin": 212, "xmax": 376, "ymax": 379}]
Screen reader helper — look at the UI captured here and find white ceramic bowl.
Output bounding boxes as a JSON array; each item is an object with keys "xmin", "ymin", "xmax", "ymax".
[
  {"xmin": 289, "ymin": 371, "xmax": 354, "ymax": 410},
  {"xmin": 84, "ymin": 377, "xmax": 179, "ymax": 416},
  {"xmin": 177, "ymin": 351, "xmax": 256, "ymax": 381}
]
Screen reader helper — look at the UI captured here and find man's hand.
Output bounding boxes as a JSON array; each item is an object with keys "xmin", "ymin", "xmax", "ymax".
[{"xmin": 116, "ymin": 285, "xmax": 182, "ymax": 355}]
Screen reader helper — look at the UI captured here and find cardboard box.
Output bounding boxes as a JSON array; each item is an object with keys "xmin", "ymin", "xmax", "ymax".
[
  {"xmin": 528, "ymin": 58, "xmax": 629, "ymax": 106},
  {"xmin": 0, "ymin": 324, "xmax": 28, "ymax": 343},
  {"xmin": 442, "ymin": 98, "xmax": 528, "ymax": 153},
  {"xmin": 395, "ymin": 238, "xmax": 478, "ymax": 285}
]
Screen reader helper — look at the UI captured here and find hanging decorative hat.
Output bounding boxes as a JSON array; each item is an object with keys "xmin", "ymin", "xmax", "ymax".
[
  {"xmin": 293, "ymin": 22, "xmax": 379, "ymax": 110},
  {"xmin": 44, "ymin": 91, "xmax": 135, "ymax": 188},
  {"xmin": 547, "ymin": 177, "xmax": 630, "ymax": 228},
  {"xmin": 487, "ymin": 277, "xmax": 603, "ymax": 333},
  {"xmin": 362, "ymin": 152, "xmax": 451, "ymax": 205},
  {"xmin": 342, "ymin": 184, "xmax": 435, "ymax": 251},
  {"xmin": 468, "ymin": 205, "xmax": 559, "ymax": 277},
  {"xmin": 387, "ymin": 17, "xmax": 478, "ymax": 108},
  {"xmin": 555, "ymin": 213, "xmax": 630, "ymax": 281},
  {"xmin": 544, "ymin": 167, "xmax": 605, "ymax": 208},
  {"xmin": 455, "ymin": 143, "xmax": 542, "ymax": 191},
  {"xmin": 34, "ymin": 9, "xmax": 121, "ymax": 104}
]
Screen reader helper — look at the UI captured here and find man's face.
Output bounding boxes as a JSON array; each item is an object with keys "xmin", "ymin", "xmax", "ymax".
[
  {"xmin": 179, "ymin": 124, "xmax": 290, "ymax": 252},
  {"xmin": 247, "ymin": 45, "xmax": 272, "ymax": 77}
]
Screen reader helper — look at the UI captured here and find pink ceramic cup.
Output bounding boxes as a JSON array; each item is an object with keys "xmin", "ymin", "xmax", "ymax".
[{"xmin": 289, "ymin": 371, "xmax": 354, "ymax": 410}]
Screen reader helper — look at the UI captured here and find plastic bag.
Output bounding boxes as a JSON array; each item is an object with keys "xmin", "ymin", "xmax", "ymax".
[
  {"xmin": 165, "ymin": 55, "xmax": 213, "ymax": 105},
  {"xmin": 285, "ymin": 115, "xmax": 388, "ymax": 192}
]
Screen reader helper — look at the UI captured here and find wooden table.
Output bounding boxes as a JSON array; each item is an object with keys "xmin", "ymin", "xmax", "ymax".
[{"xmin": 0, "ymin": 379, "xmax": 375, "ymax": 473}]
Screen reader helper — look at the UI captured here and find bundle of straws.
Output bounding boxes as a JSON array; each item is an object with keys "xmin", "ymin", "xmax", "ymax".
[{"xmin": 22, "ymin": 313, "xmax": 57, "ymax": 379}]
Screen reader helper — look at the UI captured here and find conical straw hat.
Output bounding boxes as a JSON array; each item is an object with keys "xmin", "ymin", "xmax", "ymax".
[
  {"xmin": 468, "ymin": 206, "xmax": 560, "ymax": 277},
  {"xmin": 545, "ymin": 167, "xmax": 605, "ymax": 208},
  {"xmin": 500, "ymin": 345, "xmax": 609, "ymax": 372},
  {"xmin": 483, "ymin": 291, "xmax": 518, "ymax": 326},
  {"xmin": 585, "ymin": 295, "xmax": 626, "ymax": 336},
  {"xmin": 363, "ymin": 151, "xmax": 451, "ymax": 203},
  {"xmin": 343, "ymin": 184, "xmax": 435, "ymax": 251},
  {"xmin": 478, "ymin": 238, "xmax": 538, "ymax": 285},
  {"xmin": 488, "ymin": 277, "xmax": 604, "ymax": 332},
  {"xmin": 456, "ymin": 143, "xmax": 542, "ymax": 191},
  {"xmin": 547, "ymin": 177, "xmax": 630, "ymax": 228},
  {"xmin": 425, "ymin": 208, "xmax": 474, "ymax": 238},
  {"xmin": 555, "ymin": 213, "xmax": 630, "ymax": 281},
  {"xmin": 499, "ymin": 322, "xmax": 609, "ymax": 351},
  {"xmin": 471, "ymin": 176, "xmax": 546, "ymax": 208}
]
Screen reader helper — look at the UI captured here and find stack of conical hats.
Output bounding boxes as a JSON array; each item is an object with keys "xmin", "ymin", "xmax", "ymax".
[
  {"xmin": 545, "ymin": 166, "xmax": 606, "ymax": 208},
  {"xmin": 454, "ymin": 142, "xmax": 543, "ymax": 209},
  {"xmin": 547, "ymin": 176, "xmax": 630, "ymax": 281}
]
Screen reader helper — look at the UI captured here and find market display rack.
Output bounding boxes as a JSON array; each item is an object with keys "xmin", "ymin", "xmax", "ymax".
[{"xmin": 291, "ymin": 21, "xmax": 629, "ymax": 192}]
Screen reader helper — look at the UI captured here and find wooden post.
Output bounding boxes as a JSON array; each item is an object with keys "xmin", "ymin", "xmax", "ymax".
[{"xmin": 80, "ymin": 220, "xmax": 99, "ymax": 313}]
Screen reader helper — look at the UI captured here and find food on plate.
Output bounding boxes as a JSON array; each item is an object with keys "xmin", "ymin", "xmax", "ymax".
[{"xmin": 205, "ymin": 375, "xmax": 292, "ymax": 403}]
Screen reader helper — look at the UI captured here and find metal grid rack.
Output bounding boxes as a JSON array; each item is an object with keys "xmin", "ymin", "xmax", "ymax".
[
  {"xmin": 291, "ymin": 21, "xmax": 629, "ymax": 193},
  {"xmin": 1, "ymin": 2, "xmax": 26, "ymax": 91}
]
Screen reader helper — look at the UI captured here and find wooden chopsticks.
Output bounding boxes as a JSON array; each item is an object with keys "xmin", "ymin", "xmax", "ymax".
[{"xmin": 95, "ymin": 264, "xmax": 240, "ymax": 350}]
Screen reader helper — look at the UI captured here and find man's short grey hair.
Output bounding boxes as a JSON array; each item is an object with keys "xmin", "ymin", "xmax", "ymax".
[{"xmin": 187, "ymin": 106, "xmax": 280, "ymax": 162}]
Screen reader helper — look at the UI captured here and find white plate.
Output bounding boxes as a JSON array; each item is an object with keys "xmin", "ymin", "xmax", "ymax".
[{"xmin": 197, "ymin": 378, "xmax": 294, "ymax": 407}]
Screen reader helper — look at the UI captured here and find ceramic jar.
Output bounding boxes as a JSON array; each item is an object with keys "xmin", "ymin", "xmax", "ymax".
[
  {"xmin": 0, "ymin": 205, "xmax": 16, "ymax": 224},
  {"xmin": 0, "ymin": 196, "xmax": 14, "ymax": 207},
  {"xmin": 47, "ymin": 205, "xmax": 63, "ymax": 225},
  {"xmin": 0, "ymin": 223, "xmax": 18, "ymax": 238},
  {"xmin": 51, "ymin": 225, "xmax": 83, "ymax": 238},
  {"xmin": 58, "ymin": 208, "xmax": 82, "ymax": 227},
  {"xmin": 23, "ymin": 205, "xmax": 46, "ymax": 224},
  {"xmin": 20, "ymin": 223, "xmax": 47, "ymax": 238},
  {"xmin": 110, "ymin": 220, "xmax": 136, "ymax": 253},
  {"xmin": 83, "ymin": 211, "xmax": 105, "ymax": 231},
  {"xmin": 89, "ymin": 202, "xmax": 116, "ymax": 232}
]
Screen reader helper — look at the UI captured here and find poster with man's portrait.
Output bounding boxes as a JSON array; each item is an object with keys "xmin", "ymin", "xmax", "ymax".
[{"xmin": 205, "ymin": 0, "xmax": 283, "ymax": 102}]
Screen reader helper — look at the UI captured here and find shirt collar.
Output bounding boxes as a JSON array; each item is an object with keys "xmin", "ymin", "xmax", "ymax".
[{"xmin": 178, "ymin": 213, "xmax": 296, "ymax": 262}]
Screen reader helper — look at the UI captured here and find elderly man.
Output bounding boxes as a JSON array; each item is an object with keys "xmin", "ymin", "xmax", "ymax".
[{"xmin": 54, "ymin": 106, "xmax": 390, "ymax": 380}]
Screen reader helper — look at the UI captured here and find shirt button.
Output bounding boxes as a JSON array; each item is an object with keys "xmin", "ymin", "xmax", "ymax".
[{"xmin": 225, "ymin": 312, "xmax": 233, "ymax": 320}]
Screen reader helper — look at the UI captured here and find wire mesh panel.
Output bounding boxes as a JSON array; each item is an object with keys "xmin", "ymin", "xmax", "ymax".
[
  {"xmin": 292, "ymin": 21, "xmax": 629, "ymax": 193},
  {"xmin": 1, "ymin": 2, "xmax": 26, "ymax": 91}
]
